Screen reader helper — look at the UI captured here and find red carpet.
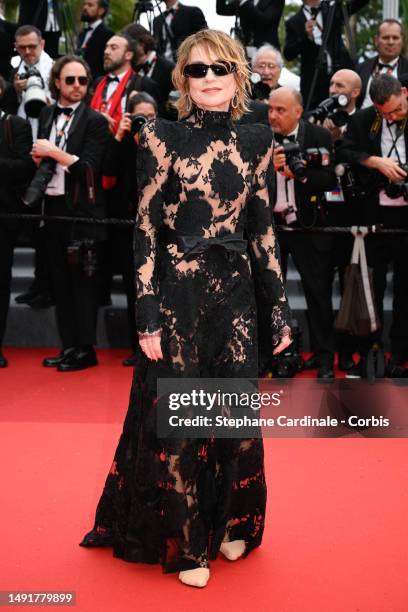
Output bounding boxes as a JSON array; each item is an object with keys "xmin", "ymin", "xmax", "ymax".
[{"xmin": 1, "ymin": 349, "xmax": 407, "ymax": 612}]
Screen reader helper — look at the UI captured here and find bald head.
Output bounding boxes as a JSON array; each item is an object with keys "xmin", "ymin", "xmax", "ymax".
[
  {"xmin": 329, "ymin": 69, "xmax": 362, "ymax": 111},
  {"xmin": 268, "ymin": 87, "xmax": 304, "ymax": 135}
]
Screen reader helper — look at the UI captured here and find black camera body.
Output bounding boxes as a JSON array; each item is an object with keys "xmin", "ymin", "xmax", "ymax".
[
  {"xmin": 384, "ymin": 163, "xmax": 408, "ymax": 200},
  {"xmin": 280, "ymin": 140, "xmax": 331, "ymax": 183}
]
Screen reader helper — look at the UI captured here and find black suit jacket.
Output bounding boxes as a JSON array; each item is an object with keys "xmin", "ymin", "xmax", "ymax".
[
  {"xmin": 271, "ymin": 120, "xmax": 337, "ymax": 229},
  {"xmin": 37, "ymin": 102, "xmax": 110, "ymax": 240},
  {"xmin": 336, "ymin": 105, "xmax": 408, "ymax": 226},
  {"xmin": 0, "ymin": 114, "xmax": 35, "ymax": 220},
  {"xmin": 18, "ymin": 0, "xmax": 60, "ymax": 30},
  {"xmin": 357, "ymin": 54, "xmax": 408, "ymax": 108},
  {"xmin": 284, "ymin": 0, "xmax": 369, "ymax": 108},
  {"xmin": 238, "ymin": 100, "xmax": 269, "ymax": 125},
  {"xmin": 77, "ymin": 22, "xmax": 114, "ymax": 81},
  {"xmin": 216, "ymin": 0, "xmax": 284, "ymax": 49},
  {"xmin": 153, "ymin": 3, "xmax": 207, "ymax": 58},
  {"xmin": 0, "ymin": 19, "xmax": 18, "ymax": 80},
  {"xmin": 150, "ymin": 56, "xmax": 175, "ymax": 106}
]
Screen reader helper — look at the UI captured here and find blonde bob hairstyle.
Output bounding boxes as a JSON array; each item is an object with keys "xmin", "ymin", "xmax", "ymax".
[{"xmin": 172, "ymin": 29, "xmax": 251, "ymax": 121}]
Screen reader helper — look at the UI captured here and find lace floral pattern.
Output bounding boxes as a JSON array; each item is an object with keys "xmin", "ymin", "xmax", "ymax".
[{"xmin": 80, "ymin": 108, "xmax": 291, "ymax": 573}]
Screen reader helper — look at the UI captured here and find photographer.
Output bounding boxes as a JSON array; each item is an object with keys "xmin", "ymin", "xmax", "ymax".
[
  {"xmin": 269, "ymin": 87, "xmax": 337, "ymax": 379},
  {"xmin": 304, "ymin": 69, "xmax": 362, "ymax": 373},
  {"xmin": 29, "ymin": 55, "xmax": 110, "ymax": 371},
  {"xmin": 284, "ymin": 0, "xmax": 369, "ymax": 109},
  {"xmin": 102, "ymin": 92, "xmax": 157, "ymax": 366},
  {"xmin": 216, "ymin": 0, "xmax": 284, "ymax": 52},
  {"xmin": 9, "ymin": 25, "xmax": 53, "ymax": 139},
  {"xmin": 18, "ymin": 0, "xmax": 61, "ymax": 59},
  {"xmin": 337, "ymin": 74, "xmax": 408, "ymax": 377},
  {"xmin": 251, "ymin": 44, "xmax": 282, "ymax": 102},
  {"xmin": 0, "ymin": 75, "xmax": 35, "ymax": 368},
  {"xmin": 358, "ymin": 19, "xmax": 408, "ymax": 109}
]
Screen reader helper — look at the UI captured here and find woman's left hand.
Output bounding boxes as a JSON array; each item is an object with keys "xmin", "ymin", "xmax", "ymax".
[{"xmin": 273, "ymin": 334, "xmax": 292, "ymax": 355}]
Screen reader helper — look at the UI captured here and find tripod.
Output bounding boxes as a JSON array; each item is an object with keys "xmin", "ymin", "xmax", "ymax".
[{"xmin": 305, "ymin": 0, "xmax": 357, "ymax": 111}]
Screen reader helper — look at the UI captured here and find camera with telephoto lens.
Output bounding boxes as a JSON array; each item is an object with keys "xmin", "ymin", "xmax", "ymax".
[
  {"xmin": 130, "ymin": 114, "xmax": 148, "ymax": 137},
  {"xmin": 23, "ymin": 157, "xmax": 57, "ymax": 207},
  {"xmin": 305, "ymin": 94, "xmax": 350, "ymax": 128},
  {"xmin": 19, "ymin": 66, "xmax": 48, "ymax": 118},
  {"xmin": 384, "ymin": 163, "xmax": 408, "ymax": 200}
]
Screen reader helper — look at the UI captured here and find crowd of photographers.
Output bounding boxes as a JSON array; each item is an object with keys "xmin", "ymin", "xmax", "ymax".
[{"xmin": 1, "ymin": 0, "xmax": 408, "ymax": 381}]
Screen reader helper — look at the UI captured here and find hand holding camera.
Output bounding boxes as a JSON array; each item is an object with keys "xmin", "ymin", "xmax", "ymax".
[
  {"xmin": 14, "ymin": 73, "xmax": 28, "ymax": 95},
  {"xmin": 115, "ymin": 112, "xmax": 132, "ymax": 142},
  {"xmin": 273, "ymin": 145, "xmax": 295, "ymax": 179}
]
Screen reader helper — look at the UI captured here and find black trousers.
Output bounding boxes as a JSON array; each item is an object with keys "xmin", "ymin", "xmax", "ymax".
[
  {"xmin": 275, "ymin": 219, "xmax": 337, "ymax": 365},
  {"xmin": 364, "ymin": 232, "xmax": 408, "ymax": 356},
  {"xmin": 0, "ymin": 222, "xmax": 20, "ymax": 346},
  {"xmin": 110, "ymin": 226, "xmax": 138, "ymax": 351},
  {"xmin": 43, "ymin": 196, "xmax": 102, "ymax": 349}
]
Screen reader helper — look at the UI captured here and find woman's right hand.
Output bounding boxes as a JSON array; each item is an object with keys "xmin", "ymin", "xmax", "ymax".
[{"xmin": 139, "ymin": 334, "xmax": 163, "ymax": 361}]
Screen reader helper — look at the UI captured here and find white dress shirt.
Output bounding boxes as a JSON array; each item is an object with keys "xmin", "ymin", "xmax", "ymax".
[
  {"xmin": 45, "ymin": 101, "xmax": 81, "ymax": 197},
  {"xmin": 303, "ymin": 6, "xmax": 331, "ymax": 72},
  {"xmin": 163, "ymin": 2, "xmax": 179, "ymax": 61},
  {"xmin": 104, "ymin": 69, "xmax": 129, "ymax": 114},
  {"xmin": 275, "ymin": 125, "xmax": 299, "ymax": 217},
  {"xmin": 379, "ymin": 118, "xmax": 407, "ymax": 207},
  {"xmin": 361, "ymin": 57, "xmax": 399, "ymax": 109},
  {"xmin": 81, "ymin": 19, "xmax": 102, "ymax": 48}
]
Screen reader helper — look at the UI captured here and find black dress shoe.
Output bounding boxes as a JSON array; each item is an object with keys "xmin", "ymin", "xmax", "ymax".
[
  {"xmin": 27, "ymin": 291, "xmax": 55, "ymax": 309},
  {"xmin": 338, "ymin": 352, "xmax": 355, "ymax": 372},
  {"xmin": 317, "ymin": 365, "xmax": 334, "ymax": 380},
  {"xmin": 0, "ymin": 351, "xmax": 8, "ymax": 368},
  {"xmin": 43, "ymin": 347, "xmax": 76, "ymax": 367},
  {"xmin": 15, "ymin": 290, "xmax": 38, "ymax": 304},
  {"xmin": 57, "ymin": 348, "xmax": 97, "ymax": 372},
  {"xmin": 122, "ymin": 352, "xmax": 138, "ymax": 367},
  {"xmin": 385, "ymin": 358, "xmax": 408, "ymax": 378},
  {"xmin": 304, "ymin": 355, "xmax": 318, "ymax": 370}
]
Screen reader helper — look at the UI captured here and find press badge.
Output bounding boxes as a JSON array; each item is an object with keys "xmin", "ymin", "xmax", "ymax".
[{"xmin": 325, "ymin": 178, "xmax": 345, "ymax": 203}]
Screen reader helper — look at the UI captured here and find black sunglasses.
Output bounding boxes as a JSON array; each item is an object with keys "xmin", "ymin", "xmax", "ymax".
[
  {"xmin": 63, "ymin": 76, "xmax": 89, "ymax": 85},
  {"xmin": 183, "ymin": 61, "xmax": 236, "ymax": 79}
]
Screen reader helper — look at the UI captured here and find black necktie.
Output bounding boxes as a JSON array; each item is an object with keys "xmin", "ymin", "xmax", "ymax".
[
  {"xmin": 164, "ymin": 8, "xmax": 175, "ymax": 17},
  {"xmin": 107, "ymin": 75, "xmax": 119, "ymax": 83},
  {"xmin": 275, "ymin": 134, "xmax": 296, "ymax": 144},
  {"xmin": 55, "ymin": 106, "xmax": 74, "ymax": 117}
]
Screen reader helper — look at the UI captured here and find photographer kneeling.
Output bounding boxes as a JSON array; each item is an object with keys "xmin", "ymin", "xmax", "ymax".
[
  {"xmin": 337, "ymin": 74, "xmax": 408, "ymax": 377},
  {"xmin": 268, "ymin": 87, "xmax": 337, "ymax": 379},
  {"xmin": 102, "ymin": 92, "xmax": 157, "ymax": 366},
  {"xmin": 27, "ymin": 55, "xmax": 110, "ymax": 371}
]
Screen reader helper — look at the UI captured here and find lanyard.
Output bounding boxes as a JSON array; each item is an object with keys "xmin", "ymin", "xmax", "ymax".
[
  {"xmin": 385, "ymin": 118, "xmax": 406, "ymax": 163},
  {"xmin": 53, "ymin": 113, "xmax": 73, "ymax": 149}
]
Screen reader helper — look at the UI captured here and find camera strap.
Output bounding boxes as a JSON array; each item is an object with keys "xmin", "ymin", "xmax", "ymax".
[{"xmin": 385, "ymin": 119, "xmax": 406, "ymax": 164}]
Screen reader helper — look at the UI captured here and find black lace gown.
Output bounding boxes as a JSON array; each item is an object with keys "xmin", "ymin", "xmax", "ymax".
[{"xmin": 80, "ymin": 107, "xmax": 291, "ymax": 573}]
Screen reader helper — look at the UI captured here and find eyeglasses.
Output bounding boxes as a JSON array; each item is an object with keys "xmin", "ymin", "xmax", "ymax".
[
  {"xmin": 63, "ymin": 76, "xmax": 89, "ymax": 86},
  {"xmin": 183, "ymin": 61, "xmax": 236, "ymax": 79},
  {"xmin": 254, "ymin": 63, "xmax": 279, "ymax": 71},
  {"xmin": 16, "ymin": 44, "xmax": 40, "ymax": 52}
]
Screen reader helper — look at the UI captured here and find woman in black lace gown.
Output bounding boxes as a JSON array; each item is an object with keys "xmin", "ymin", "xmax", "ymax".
[{"xmin": 80, "ymin": 30, "xmax": 292, "ymax": 588}]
